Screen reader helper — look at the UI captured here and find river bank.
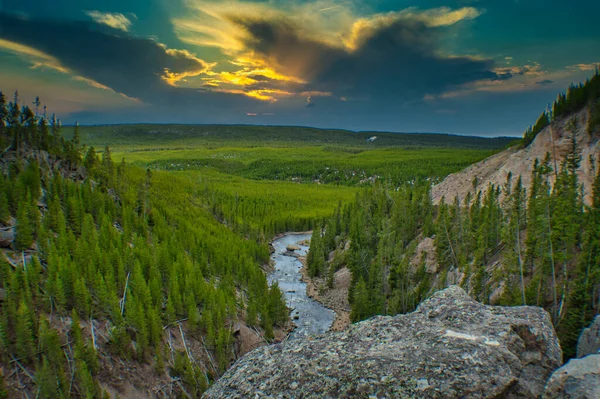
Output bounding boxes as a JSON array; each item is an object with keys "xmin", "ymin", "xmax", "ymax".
[
  {"xmin": 269, "ymin": 232, "xmax": 351, "ymax": 333},
  {"xmin": 297, "ymin": 255, "xmax": 351, "ymax": 332},
  {"xmin": 268, "ymin": 234, "xmax": 334, "ymax": 338}
]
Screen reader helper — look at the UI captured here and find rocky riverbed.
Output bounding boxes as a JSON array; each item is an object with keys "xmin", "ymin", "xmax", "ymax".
[{"xmin": 267, "ymin": 233, "xmax": 335, "ymax": 339}]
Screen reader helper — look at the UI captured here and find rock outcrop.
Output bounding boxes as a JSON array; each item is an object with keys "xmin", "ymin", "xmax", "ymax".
[
  {"xmin": 432, "ymin": 109, "xmax": 600, "ymax": 205},
  {"xmin": 204, "ymin": 286, "xmax": 561, "ymax": 399},
  {"xmin": 577, "ymin": 316, "xmax": 600, "ymax": 358},
  {"xmin": 0, "ymin": 227, "xmax": 14, "ymax": 248},
  {"xmin": 543, "ymin": 354, "xmax": 600, "ymax": 399}
]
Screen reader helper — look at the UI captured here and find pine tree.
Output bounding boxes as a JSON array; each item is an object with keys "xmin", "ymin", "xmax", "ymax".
[
  {"xmin": 9, "ymin": 91, "xmax": 22, "ymax": 153},
  {"xmin": 72, "ymin": 121, "xmax": 81, "ymax": 150},
  {"xmin": 101, "ymin": 146, "xmax": 115, "ymax": 187},
  {"xmin": 15, "ymin": 193, "xmax": 34, "ymax": 250},
  {"xmin": 0, "ymin": 177, "xmax": 9, "ymax": 223},
  {"xmin": 0, "ymin": 370, "xmax": 8, "ymax": 399},
  {"xmin": 0, "ymin": 91, "xmax": 8, "ymax": 143},
  {"xmin": 306, "ymin": 227, "xmax": 325, "ymax": 277},
  {"xmin": 350, "ymin": 277, "xmax": 370, "ymax": 322},
  {"xmin": 84, "ymin": 146, "xmax": 98, "ymax": 173},
  {"xmin": 15, "ymin": 300, "xmax": 35, "ymax": 363},
  {"xmin": 35, "ymin": 357, "xmax": 59, "ymax": 398}
]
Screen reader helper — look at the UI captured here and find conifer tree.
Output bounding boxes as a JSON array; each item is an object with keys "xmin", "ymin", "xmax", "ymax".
[
  {"xmin": 350, "ymin": 277, "xmax": 370, "ymax": 322},
  {"xmin": 72, "ymin": 121, "xmax": 81, "ymax": 150},
  {"xmin": 15, "ymin": 300, "xmax": 35, "ymax": 363},
  {"xmin": 0, "ymin": 177, "xmax": 9, "ymax": 223},
  {"xmin": 84, "ymin": 146, "xmax": 98, "ymax": 173},
  {"xmin": 15, "ymin": 193, "xmax": 34, "ymax": 250},
  {"xmin": 9, "ymin": 91, "xmax": 21, "ymax": 152},
  {"xmin": 0, "ymin": 92, "xmax": 8, "ymax": 141},
  {"xmin": 0, "ymin": 371, "xmax": 8, "ymax": 399}
]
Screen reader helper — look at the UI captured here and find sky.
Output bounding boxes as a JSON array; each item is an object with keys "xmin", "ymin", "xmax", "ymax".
[{"xmin": 0, "ymin": 0, "xmax": 598, "ymax": 136}]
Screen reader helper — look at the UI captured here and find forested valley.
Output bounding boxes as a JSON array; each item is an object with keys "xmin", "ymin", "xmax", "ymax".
[
  {"xmin": 1, "ymin": 70, "xmax": 598, "ymax": 396},
  {"xmin": 307, "ymin": 69, "xmax": 600, "ymax": 359},
  {"xmin": 0, "ymin": 92, "xmax": 291, "ymax": 397},
  {"xmin": 0, "ymin": 89, "xmax": 510, "ymax": 397}
]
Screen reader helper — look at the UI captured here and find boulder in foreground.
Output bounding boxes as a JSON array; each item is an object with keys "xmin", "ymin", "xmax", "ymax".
[
  {"xmin": 577, "ymin": 316, "xmax": 600, "ymax": 358},
  {"xmin": 204, "ymin": 286, "xmax": 561, "ymax": 399},
  {"xmin": 543, "ymin": 354, "xmax": 600, "ymax": 399}
]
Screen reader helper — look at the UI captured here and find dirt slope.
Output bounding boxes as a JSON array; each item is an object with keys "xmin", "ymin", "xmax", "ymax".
[{"xmin": 432, "ymin": 109, "xmax": 600, "ymax": 205}]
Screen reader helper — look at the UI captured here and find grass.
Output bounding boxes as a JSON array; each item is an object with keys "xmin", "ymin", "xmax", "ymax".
[{"xmin": 66, "ymin": 123, "xmax": 511, "ymax": 235}]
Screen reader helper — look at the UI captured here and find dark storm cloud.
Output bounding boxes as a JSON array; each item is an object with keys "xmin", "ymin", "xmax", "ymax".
[
  {"xmin": 0, "ymin": 13, "xmax": 212, "ymax": 102},
  {"xmin": 536, "ymin": 79, "xmax": 554, "ymax": 86},
  {"xmin": 229, "ymin": 15, "xmax": 509, "ymax": 101}
]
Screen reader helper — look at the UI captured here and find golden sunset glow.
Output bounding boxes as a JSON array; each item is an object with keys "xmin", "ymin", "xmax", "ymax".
[
  {"xmin": 0, "ymin": 38, "xmax": 70, "ymax": 74},
  {"xmin": 1, "ymin": 0, "xmax": 598, "ymax": 132}
]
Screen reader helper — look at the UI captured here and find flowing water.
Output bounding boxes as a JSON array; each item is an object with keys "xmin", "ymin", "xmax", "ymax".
[{"xmin": 268, "ymin": 233, "xmax": 335, "ymax": 339}]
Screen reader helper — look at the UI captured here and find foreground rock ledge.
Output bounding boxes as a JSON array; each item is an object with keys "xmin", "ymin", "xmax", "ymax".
[
  {"xmin": 543, "ymin": 354, "xmax": 600, "ymax": 399},
  {"xmin": 204, "ymin": 286, "xmax": 561, "ymax": 399}
]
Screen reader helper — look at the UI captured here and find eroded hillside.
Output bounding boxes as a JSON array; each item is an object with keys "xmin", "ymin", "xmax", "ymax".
[{"xmin": 433, "ymin": 108, "xmax": 600, "ymax": 205}]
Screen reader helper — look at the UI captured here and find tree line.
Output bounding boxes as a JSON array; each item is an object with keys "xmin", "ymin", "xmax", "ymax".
[{"xmin": 522, "ymin": 67, "xmax": 600, "ymax": 146}]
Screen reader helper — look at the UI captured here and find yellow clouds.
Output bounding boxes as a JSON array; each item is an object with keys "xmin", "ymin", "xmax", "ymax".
[
  {"xmin": 173, "ymin": 16, "xmax": 246, "ymax": 53},
  {"xmin": 173, "ymin": 1, "xmax": 326, "ymax": 101},
  {"xmin": 170, "ymin": 1, "xmax": 490, "ymax": 102},
  {"xmin": 0, "ymin": 68, "xmax": 140, "ymax": 116},
  {"xmin": 210, "ymin": 88, "xmax": 293, "ymax": 102},
  {"xmin": 85, "ymin": 11, "xmax": 134, "ymax": 32},
  {"xmin": 406, "ymin": 7, "xmax": 482, "ymax": 27},
  {"xmin": 345, "ymin": 7, "xmax": 481, "ymax": 49},
  {"xmin": 72, "ymin": 76, "xmax": 112, "ymax": 91},
  {"xmin": 567, "ymin": 63, "xmax": 599, "ymax": 72},
  {"xmin": 228, "ymin": 58, "xmax": 305, "ymax": 84},
  {"xmin": 174, "ymin": 0, "xmax": 355, "ymax": 52},
  {"xmin": 425, "ymin": 61, "xmax": 600, "ymax": 100},
  {"xmin": 161, "ymin": 48, "xmax": 216, "ymax": 86},
  {"xmin": 173, "ymin": 1, "xmax": 280, "ymax": 53},
  {"xmin": 174, "ymin": 1, "xmax": 482, "ymax": 53},
  {"xmin": 0, "ymin": 38, "xmax": 141, "ymax": 103},
  {"xmin": 200, "ymin": 58, "xmax": 305, "ymax": 97},
  {"xmin": 0, "ymin": 38, "xmax": 69, "ymax": 74}
]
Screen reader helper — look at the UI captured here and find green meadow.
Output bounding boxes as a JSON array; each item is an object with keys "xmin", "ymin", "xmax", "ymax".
[{"xmin": 63, "ymin": 123, "xmax": 512, "ymax": 238}]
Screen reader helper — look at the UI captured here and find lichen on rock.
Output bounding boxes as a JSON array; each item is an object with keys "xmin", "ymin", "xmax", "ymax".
[
  {"xmin": 543, "ymin": 354, "xmax": 600, "ymax": 399},
  {"xmin": 203, "ymin": 286, "xmax": 562, "ymax": 399},
  {"xmin": 576, "ymin": 315, "xmax": 600, "ymax": 358}
]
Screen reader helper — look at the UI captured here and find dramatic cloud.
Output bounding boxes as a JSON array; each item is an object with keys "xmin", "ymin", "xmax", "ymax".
[
  {"xmin": 84, "ymin": 11, "xmax": 134, "ymax": 32},
  {"xmin": 2, "ymin": 1, "xmax": 598, "ymax": 134},
  {"xmin": 0, "ymin": 38, "xmax": 69, "ymax": 74},
  {"xmin": 0, "ymin": 13, "xmax": 213, "ymax": 102},
  {"xmin": 170, "ymin": 1, "xmax": 507, "ymax": 102},
  {"xmin": 227, "ymin": 13, "xmax": 502, "ymax": 101}
]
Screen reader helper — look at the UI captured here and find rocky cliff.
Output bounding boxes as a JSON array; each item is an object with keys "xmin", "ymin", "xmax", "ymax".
[
  {"xmin": 432, "ymin": 108, "xmax": 600, "ymax": 205},
  {"xmin": 204, "ymin": 286, "xmax": 561, "ymax": 398}
]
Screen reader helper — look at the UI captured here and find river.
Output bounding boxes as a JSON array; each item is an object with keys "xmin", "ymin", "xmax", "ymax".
[{"xmin": 268, "ymin": 233, "xmax": 335, "ymax": 339}]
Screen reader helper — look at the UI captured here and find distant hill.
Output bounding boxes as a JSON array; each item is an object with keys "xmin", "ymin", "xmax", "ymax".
[{"xmin": 63, "ymin": 124, "xmax": 515, "ymax": 151}]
